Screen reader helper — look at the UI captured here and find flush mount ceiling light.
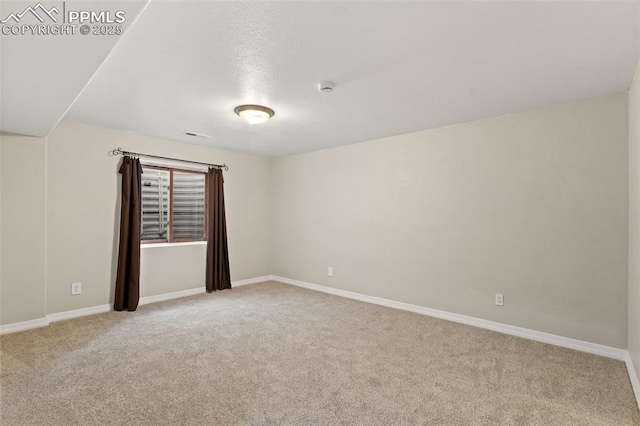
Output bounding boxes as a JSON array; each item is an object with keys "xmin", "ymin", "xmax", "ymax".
[{"xmin": 234, "ymin": 104, "xmax": 275, "ymax": 125}]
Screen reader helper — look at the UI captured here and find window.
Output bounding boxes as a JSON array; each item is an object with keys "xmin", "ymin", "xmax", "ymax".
[{"xmin": 141, "ymin": 165, "xmax": 206, "ymax": 243}]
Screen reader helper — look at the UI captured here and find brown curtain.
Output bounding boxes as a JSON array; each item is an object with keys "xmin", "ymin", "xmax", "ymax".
[
  {"xmin": 114, "ymin": 156, "xmax": 142, "ymax": 311},
  {"xmin": 206, "ymin": 167, "xmax": 231, "ymax": 292}
]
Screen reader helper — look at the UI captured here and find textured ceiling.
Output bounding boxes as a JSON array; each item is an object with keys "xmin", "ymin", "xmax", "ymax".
[
  {"xmin": 1, "ymin": 1, "xmax": 149, "ymax": 136},
  {"xmin": 5, "ymin": 1, "xmax": 639, "ymax": 156}
]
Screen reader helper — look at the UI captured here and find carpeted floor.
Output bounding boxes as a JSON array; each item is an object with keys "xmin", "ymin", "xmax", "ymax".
[{"xmin": 1, "ymin": 281, "xmax": 638, "ymax": 425}]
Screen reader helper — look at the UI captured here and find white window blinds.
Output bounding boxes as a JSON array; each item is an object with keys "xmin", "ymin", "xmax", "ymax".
[{"xmin": 140, "ymin": 167, "xmax": 206, "ymax": 243}]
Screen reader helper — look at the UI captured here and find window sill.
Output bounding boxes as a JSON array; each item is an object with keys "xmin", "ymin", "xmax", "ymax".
[{"xmin": 141, "ymin": 241, "xmax": 207, "ymax": 249}]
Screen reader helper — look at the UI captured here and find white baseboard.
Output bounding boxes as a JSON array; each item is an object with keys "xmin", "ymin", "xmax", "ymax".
[
  {"xmin": 138, "ymin": 275, "xmax": 272, "ymax": 305},
  {"xmin": 233, "ymin": 275, "xmax": 273, "ymax": 287},
  {"xmin": 0, "ymin": 317, "xmax": 49, "ymax": 335},
  {"xmin": 271, "ymin": 275, "xmax": 626, "ymax": 361},
  {"xmin": 0, "ymin": 276, "xmax": 272, "ymax": 335},
  {"xmin": 625, "ymin": 351, "xmax": 640, "ymax": 411},
  {"xmin": 46, "ymin": 304, "xmax": 112, "ymax": 323},
  {"xmin": 139, "ymin": 287, "xmax": 205, "ymax": 306}
]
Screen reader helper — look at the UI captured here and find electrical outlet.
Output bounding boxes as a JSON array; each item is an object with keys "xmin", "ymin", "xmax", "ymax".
[
  {"xmin": 71, "ymin": 282, "xmax": 82, "ymax": 295},
  {"xmin": 328, "ymin": 266, "xmax": 334, "ymax": 277},
  {"xmin": 495, "ymin": 293, "xmax": 504, "ymax": 306}
]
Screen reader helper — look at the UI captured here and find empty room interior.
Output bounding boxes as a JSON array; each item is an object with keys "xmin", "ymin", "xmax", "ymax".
[{"xmin": 2, "ymin": 0, "xmax": 640, "ymax": 424}]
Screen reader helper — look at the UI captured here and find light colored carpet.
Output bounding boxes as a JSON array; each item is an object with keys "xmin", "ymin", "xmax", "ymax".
[{"xmin": 1, "ymin": 281, "xmax": 638, "ymax": 425}]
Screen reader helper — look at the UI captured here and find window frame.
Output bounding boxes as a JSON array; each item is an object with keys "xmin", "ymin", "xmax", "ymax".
[{"xmin": 141, "ymin": 164, "xmax": 208, "ymax": 245}]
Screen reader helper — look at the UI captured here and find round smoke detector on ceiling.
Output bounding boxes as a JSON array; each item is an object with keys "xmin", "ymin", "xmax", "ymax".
[{"xmin": 319, "ymin": 81, "xmax": 335, "ymax": 93}]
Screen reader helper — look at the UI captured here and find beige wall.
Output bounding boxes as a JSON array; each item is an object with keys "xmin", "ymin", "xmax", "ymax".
[
  {"xmin": 139, "ymin": 243, "xmax": 206, "ymax": 297},
  {"xmin": 1, "ymin": 135, "xmax": 2, "ymax": 323},
  {"xmin": 140, "ymin": 244, "xmax": 205, "ymax": 297},
  {"xmin": 629, "ymin": 63, "xmax": 640, "ymax": 386},
  {"xmin": 0, "ymin": 121, "xmax": 269, "ymax": 324},
  {"xmin": 0, "ymin": 135, "xmax": 47, "ymax": 324},
  {"xmin": 1, "ymin": 135, "xmax": 2, "ymax": 322},
  {"xmin": 270, "ymin": 94, "xmax": 629, "ymax": 348},
  {"xmin": 44, "ymin": 121, "xmax": 270, "ymax": 315},
  {"xmin": 0, "ymin": 94, "xmax": 633, "ymax": 353}
]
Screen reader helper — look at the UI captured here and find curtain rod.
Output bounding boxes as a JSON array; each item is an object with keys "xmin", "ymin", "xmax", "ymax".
[{"xmin": 110, "ymin": 147, "xmax": 228, "ymax": 171}]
